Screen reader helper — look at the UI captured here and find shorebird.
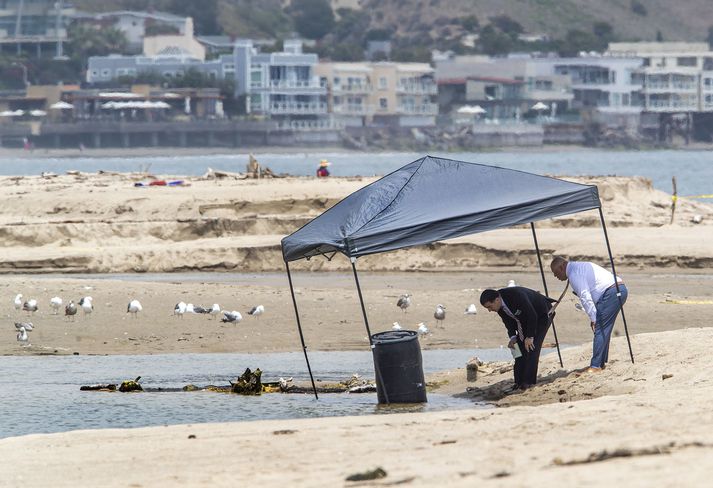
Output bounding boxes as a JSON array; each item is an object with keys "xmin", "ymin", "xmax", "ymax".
[
  {"xmin": 434, "ymin": 304, "xmax": 446, "ymax": 325},
  {"xmin": 14, "ymin": 322, "xmax": 33, "ymax": 331},
  {"xmin": 507, "ymin": 279, "xmax": 516, "ymax": 287},
  {"xmin": 174, "ymin": 301, "xmax": 187, "ymax": 318},
  {"xmin": 65, "ymin": 301, "xmax": 77, "ymax": 321},
  {"xmin": 193, "ymin": 305, "xmax": 209, "ymax": 315},
  {"xmin": 396, "ymin": 294, "xmax": 411, "ymax": 313},
  {"xmin": 221, "ymin": 311, "xmax": 243, "ymax": 323},
  {"xmin": 248, "ymin": 305, "xmax": 265, "ymax": 319},
  {"xmin": 17, "ymin": 326, "xmax": 29, "ymax": 344},
  {"xmin": 209, "ymin": 303, "xmax": 221, "ymax": 320},
  {"xmin": 22, "ymin": 299, "xmax": 38, "ymax": 315},
  {"xmin": 392, "ymin": 321, "xmax": 402, "ymax": 331},
  {"xmin": 417, "ymin": 322, "xmax": 429, "ymax": 336},
  {"xmin": 50, "ymin": 296, "xmax": 63, "ymax": 315},
  {"xmin": 79, "ymin": 297, "xmax": 93, "ymax": 318},
  {"xmin": 464, "ymin": 303, "xmax": 478, "ymax": 315},
  {"xmin": 14, "ymin": 294, "xmax": 23, "ymax": 313},
  {"xmin": 127, "ymin": 299, "xmax": 142, "ymax": 318}
]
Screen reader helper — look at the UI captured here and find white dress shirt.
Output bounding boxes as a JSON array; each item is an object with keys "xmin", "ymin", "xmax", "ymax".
[{"xmin": 566, "ymin": 261, "xmax": 623, "ymax": 323}]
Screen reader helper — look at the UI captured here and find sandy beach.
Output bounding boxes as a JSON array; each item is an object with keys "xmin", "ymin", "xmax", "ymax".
[
  {"xmin": 2, "ymin": 328, "xmax": 713, "ymax": 487},
  {"xmin": 1, "ymin": 170, "xmax": 712, "ymax": 486}
]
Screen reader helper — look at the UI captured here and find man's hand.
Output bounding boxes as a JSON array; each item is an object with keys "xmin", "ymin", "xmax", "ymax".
[
  {"xmin": 524, "ymin": 337, "xmax": 535, "ymax": 352},
  {"xmin": 508, "ymin": 337, "xmax": 517, "ymax": 349},
  {"xmin": 590, "ymin": 321, "xmax": 596, "ymax": 333}
]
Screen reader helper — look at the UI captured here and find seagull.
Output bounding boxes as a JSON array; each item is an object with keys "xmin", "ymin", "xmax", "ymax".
[
  {"xmin": 507, "ymin": 279, "xmax": 516, "ymax": 287},
  {"xmin": 392, "ymin": 321, "xmax": 402, "ymax": 331},
  {"xmin": 22, "ymin": 299, "xmax": 38, "ymax": 315},
  {"xmin": 186, "ymin": 303, "xmax": 195, "ymax": 314},
  {"xmin": 193, "ymin": 305, "xmax": 210, "ymax": 314},
  {"xmin": 434, "ymin": 304, "xmax": 446, "ymax": 325},
  {"xmin": 14, "ymin": 322, "xmax": 33, "ymax": 331},
  {"xmin": 417, "ymin": 322, "xmax": 429, "ymax": 336},
  {"xmin": 127, "ymin": 299, "xmax": 142, "ymax": 318},
  {"xmin": 50, "ymin": 297, "xmax": 63, "ymax": 315},
  {"xmin": 464, "ymin": 303, "xmax": 478, "ymax": 315},
  {"xmin": 17, "ymin": 326, "xmax": 29, "ymax": 344},
  {"xmin": 14, "ymin": 294, "xmax": 23, "ymax": 312},
  {"xmin": 79, "ymin": 296, "xmax": 93, "ymax": 318},
  {"xmin": 65, "ymin": 301, "xmax": 77, "ymax": 321},
  {"xmin": 221, "ymin": 311, "xmax": 243, "ymax": 323},
  {"xmin": 248, "ymin": 305, "xmax": 265, "ymax": 318},
  {"xmin": 174, "ymin": 301, "xmax": 187, "ymax": 317},
  {"xmin": 396, "ymin": 294, "xmax": 411, "ymax": 313},
  {"xmin": 209, "ymin": 303, "xmax": 221, "ymax": 320}
]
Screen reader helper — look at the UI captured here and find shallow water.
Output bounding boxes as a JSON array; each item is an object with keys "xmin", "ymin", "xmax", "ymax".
[
  {"xmin": 0, "ymin": 348, "xmax": 523, "ymax": 439},
  {"xmin": 1, "ymin": 150, "xmax": 712, "ymax": 197}
]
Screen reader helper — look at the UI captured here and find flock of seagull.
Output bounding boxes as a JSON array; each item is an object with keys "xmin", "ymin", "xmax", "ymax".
[
  {"xmin": 13, "ymin": 292, "xmax": 266, "ymax": 346},
  {"xmin": 392, "ymin": 292, "xmax": 480, "ymax": 338}
]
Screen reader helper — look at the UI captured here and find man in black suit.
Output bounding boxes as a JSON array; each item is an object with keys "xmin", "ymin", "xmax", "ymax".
[{"xmin": 480, "ymin": 287, "xmax": 555, "ymax": 390}]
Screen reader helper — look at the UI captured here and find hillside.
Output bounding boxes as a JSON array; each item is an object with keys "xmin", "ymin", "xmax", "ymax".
[{"xmin": 73, "ymin": 0, "xmax": 713, "ymax": 45}]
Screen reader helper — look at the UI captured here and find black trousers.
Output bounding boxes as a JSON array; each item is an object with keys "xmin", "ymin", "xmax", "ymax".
[{"xmin": 513, "ymin": 317, "xmax": 551, "ymax": 386}]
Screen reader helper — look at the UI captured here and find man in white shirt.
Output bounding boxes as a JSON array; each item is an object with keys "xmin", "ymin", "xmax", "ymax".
[{"xmin": 550, "ymin": 256, "xmax": 628, "ymax": 372}]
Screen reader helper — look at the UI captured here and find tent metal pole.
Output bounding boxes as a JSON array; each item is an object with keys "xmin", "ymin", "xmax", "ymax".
[
  {"xmin": 598, "ymin": 207, "xmax": 635, "ymax": 364},
  {"xmin": 285, "ymin": 261, "xmax": 319, "ymax": 399},
  {"xmin": 350, "ymin": 257, "xmax": 390, "ymax": 404},
  {"xmin": 530, "ymin": 222, "xmax": 563, "ymax": 368},
  {"xmin": 350, "ymin": 258, "xmax": 374, "ymax": 344}
]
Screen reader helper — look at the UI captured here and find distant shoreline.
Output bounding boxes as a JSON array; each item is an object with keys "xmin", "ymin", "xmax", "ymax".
[{"xmin": 0, "ymin": 143, "xmax": 711, "ymax": 160}]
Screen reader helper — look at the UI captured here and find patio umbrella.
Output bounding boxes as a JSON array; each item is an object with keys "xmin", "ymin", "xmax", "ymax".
[
  {"xmin": 531, "ymin": 101, "xmax": 549, "ymax": 111},
  {"xmin": 50, "ymin": 101, "xmax": 74, "ymax": 109}
]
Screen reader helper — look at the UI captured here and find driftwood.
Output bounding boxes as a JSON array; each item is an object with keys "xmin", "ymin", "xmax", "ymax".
[
  {"xmin": 118, "ymin": 376, "xmax": 143, "ymax": 392},
  {"xmin": 230, "ymin": 368, "xmax": 263, "ymax": 395},
  {"xmin": 80, "ymin": 384, "xmax": 117, "ymax": 391}
]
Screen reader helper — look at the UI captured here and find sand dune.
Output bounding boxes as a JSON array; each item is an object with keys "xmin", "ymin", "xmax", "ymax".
[{"xmin": 0, "ymin": 173, "xmax": 709, "ymax": 274}]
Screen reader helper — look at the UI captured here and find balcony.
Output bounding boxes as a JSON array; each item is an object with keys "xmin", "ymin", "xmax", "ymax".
[
  {"xmin": 332, "ymin": 104, "xmax": 375, "ymax": 115},
  {"xmin": 396, "ymin": 103, "xmax": 438, "ymax": 115},
  {"xmin": 270, "ymin": 102, "xmax": 328, "ymax": 115},
  {"xmin": 252, "ymin": 79, "xmax": 325, "ymax": 93},
  {"xmin": 396, "ymin": 83, "xmax": 438, "ymax": 95},
  {"xmin": 643, "ymin": 82, "xmax": 697, "ymax": 93},
  {"xmin": 645, "ymin": 98, "xmax": 698, "ymax": 111},
  {"xmin": 333, "ymin": 83, "xmax": 372, "ymax": 94}
]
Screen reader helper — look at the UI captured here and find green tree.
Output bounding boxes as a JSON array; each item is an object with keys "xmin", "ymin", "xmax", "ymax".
[
  {"xmin": 168, "ymin": 0, "xmax": 222, "ymax": 34},
  {"xmin": 66, "ymin": 24, "xmax": 129, "ymax": 62},
  {"xmin": 479, "ymin": 25, "xmax": 513, "ymax": 55},
  {"xmin": 593, "ymin": 21, "xmax": 613, "ymax": 40},
  {"xmin": 289, "ymin": 0, "xmax": 335, "ymax": 40},
  {"xmin": 491, "ymin": 15, "xmax": 523, "ymax": 38},
  {"xmin": 559, "ymin": 29, "xmax": 600, "ymax": 57},
  {"xmin": 460, "ymin": 15, "xmax": 479, "ymax": 32}
]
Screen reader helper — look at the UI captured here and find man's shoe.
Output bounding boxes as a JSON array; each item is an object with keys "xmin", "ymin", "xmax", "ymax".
[{"xmin": 586, "ymin": 367, "xmax": 603, "ymax": 373}]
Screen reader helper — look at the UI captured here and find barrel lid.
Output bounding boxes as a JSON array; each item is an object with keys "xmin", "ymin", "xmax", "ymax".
[{"xmin": 371, "ymin": 330, "xmax": 418, "ymax": 344}]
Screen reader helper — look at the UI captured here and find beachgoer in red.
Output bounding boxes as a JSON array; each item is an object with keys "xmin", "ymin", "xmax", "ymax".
[{"xmin": 316, "ymin": 159, "xmax": 331, "ymax": 177}]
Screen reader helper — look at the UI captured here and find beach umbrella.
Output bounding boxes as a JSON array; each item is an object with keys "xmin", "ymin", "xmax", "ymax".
[
  {"xmin": 101, "ymin": 101, "xmax": 117, "ymax": 109},
  {"xmin": 153, "ymin": 101, "xmax": 171, "ymax": 109},
  {"xmin": 531, "ymin": 101, "xmax": 549, "ymax": 111},
  {"xmin": 471, "ymin": 105, "xmax": 486, "ymax": 114},
  {"xmin": 50, "ymin": 101, "xmax": 74, "ymax": 110},
  {"xmin": 0, "ymin": 110, "xmax": 15, "ymax": 117},
  {"xmin": 30, "ymin": 109, "xmax": 47, "ymax": 117}
]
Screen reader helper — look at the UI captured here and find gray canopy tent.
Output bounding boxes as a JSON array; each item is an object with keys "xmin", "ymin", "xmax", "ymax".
[{"xmin": 281, "ymin": 155, "xmax": 633, "ymax": 399}]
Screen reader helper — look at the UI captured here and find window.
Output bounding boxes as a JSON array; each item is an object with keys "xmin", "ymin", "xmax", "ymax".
[
  {"xmin": 379, "ymin": 77, "xmax": 387, "ymax": 89},
  {"xmin": 90, "ymin": 70, "xmax": 99, "ymax": 77},
  {"xmin": 677, "ymin": 57, "xmax": 697, "ymax": 67},
  {"xmin": 333, "ymin": 76, "xmax": 341, "ymax": 86},
  {"xmin": 623, "ymin": 93, "xmax": 630, "ymax": 106},
  {"xmin": 379, "ymin": 97, "xmax": 387, "ymax": 109},
  {"xmin": 101, "ymin": 69, "xmax": 111, "ymax": 77},
  {"xmin": 334, "ymin": 96, "xmax": 342, "ymax": 105}
]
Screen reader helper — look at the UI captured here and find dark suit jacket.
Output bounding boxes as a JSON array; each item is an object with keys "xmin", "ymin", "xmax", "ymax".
[{"xmin": 497, "ymin": 286, "xmax": 555, "ymax": 340}]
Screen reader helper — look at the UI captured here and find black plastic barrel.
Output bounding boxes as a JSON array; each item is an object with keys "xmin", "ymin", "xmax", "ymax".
[{"xmin": 371, "ymin": 330, "xmax": 427, "ymax": 404}]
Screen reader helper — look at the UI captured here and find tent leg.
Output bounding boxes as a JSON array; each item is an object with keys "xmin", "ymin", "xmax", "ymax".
[
  {"xmin": 530, "ymin": 222, "xmax": 563, "ymax": 368},
  {"xmin": 350, "ymin": 258, "xmax": 390, "ymax": 404},
  {"xmin": 285, "ymin": 261, "xmax": 319, "ymax": 399},
  {"xmin": 598, "ymin": 207, "xmax": 635, "ymax": 364}
]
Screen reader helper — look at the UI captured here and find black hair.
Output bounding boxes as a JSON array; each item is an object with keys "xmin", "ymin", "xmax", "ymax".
[{"xmin": 479, "ymin": 289, "xmax": 500, "ymax": 305}]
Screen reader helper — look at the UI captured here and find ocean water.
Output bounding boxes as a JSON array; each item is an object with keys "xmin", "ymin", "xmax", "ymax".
[
  {"xmin": 1, "ymin": 149, "xmax": 712, "ymax": 198},
  {"xmin": 0, "ymin": 348, "xmax": 524, "ymax": 439}
]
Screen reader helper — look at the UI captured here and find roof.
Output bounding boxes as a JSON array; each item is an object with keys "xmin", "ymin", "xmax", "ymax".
[{"xmin": 281, "ymin": 156, "xmax": 601, "ymax": 262}]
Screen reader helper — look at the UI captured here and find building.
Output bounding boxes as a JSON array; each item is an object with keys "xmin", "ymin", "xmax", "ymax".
[
  {"xmin": 316, "ymin": 61, "xmax": 438, "ymax": 127},
  {"xmin": 86, "ymin": 52, "xmax": 233, "ymax": 85},
  {"xmin": 436, "ymin": 55, "xmax": 573, "ymax": 119},
  {"xmin": 0, "ymin": 0, "xmax": 74, "ymax": 57},
  {"xmin": 72, "ymin": 10, "xmax": 190, "ymax": 52},
  {"xmin": 233, "ymin": 39, "xmax": 327, "ymax": 120}
]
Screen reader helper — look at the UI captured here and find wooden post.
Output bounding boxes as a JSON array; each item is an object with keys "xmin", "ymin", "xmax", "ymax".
[{"xmin": 670, "ymin": 176, "xmax": 677, "ymax": 225}]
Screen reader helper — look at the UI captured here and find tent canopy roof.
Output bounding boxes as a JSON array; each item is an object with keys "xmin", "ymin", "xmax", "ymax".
[{"xmin": 281, "ymin": 156, "xmax": 600, "ymax": 262}]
